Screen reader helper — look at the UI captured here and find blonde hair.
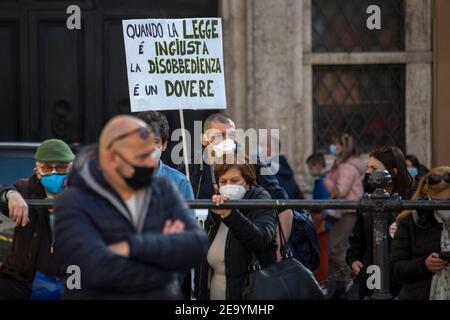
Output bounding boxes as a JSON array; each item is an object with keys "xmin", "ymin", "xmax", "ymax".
[{"xmin": 396, "ymin": 166, "xmax": 450, "ymax": 222}]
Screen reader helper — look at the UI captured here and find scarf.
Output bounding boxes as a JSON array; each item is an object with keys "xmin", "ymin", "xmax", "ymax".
[{"xmin": 429, "ymin": 210, "xmax": 450, "ymax": 300}]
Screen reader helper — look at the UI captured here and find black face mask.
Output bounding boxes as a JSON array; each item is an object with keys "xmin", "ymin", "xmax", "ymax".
[
  {"xmin": 363, "ymin": 172, "xmax": 376, "ymax": 194},
  {"xmin": 115, "ymin": 151, "xmax": 155, "ymax": 190}
]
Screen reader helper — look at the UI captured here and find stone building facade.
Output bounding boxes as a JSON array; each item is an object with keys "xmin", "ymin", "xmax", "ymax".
[{"xmin": 219, "ymin": 0, "xmax": 441, "ymax": 194}]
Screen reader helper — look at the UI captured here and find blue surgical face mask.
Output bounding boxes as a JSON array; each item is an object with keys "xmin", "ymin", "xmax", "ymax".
[
  {"xmin": 329, "ymin": 144, "xmax": 337, "ymax": 156},
  {"xmin": 40, "ymin": 174, "xmax": 67, "ymax": 194},
  {"xmin": 408, "ymin": 167, "xmax": 418, "ymax": 178}
]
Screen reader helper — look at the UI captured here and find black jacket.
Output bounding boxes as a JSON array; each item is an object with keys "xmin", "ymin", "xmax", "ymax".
[
  {"xmin": 197, "ymin": 186, "xmax": 278, "ymax": 300},
  {"xmin": 390, "ymin": 210, "xmax": 442, "ymax": 300},
  {"xmin": 0, "ymin": 176, "xmax": 57, "ymax": 285},
  {"xmin": 412, "ymin": 165, "xmax": 429, "ymax": 192},
  {"xmin": 346, "ymin": 210, "xmax": 399, "ymax": 298},
  {"xmin": 416, "ymin": 164, "xmax": 429, "ymax": 182},
  {"xmin": 275, "ymin": 155, "xmax": 304, "ymax": 199},
  {"xmin": 55, "ymin": 147, "xmax": 208, "ymax": 299}
]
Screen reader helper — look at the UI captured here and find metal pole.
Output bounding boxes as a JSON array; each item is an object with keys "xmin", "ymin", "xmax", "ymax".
[
  {"xmin": 179, "ymin": 109, "xmax": 190, "ymax": 181},
  {"xmin": 369, "ymin": 169, "xmax": 393, "ymax": 300}
]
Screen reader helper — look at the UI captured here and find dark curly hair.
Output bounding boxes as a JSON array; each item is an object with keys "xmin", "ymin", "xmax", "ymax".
[{"xmin": 136, "ymin": 111, "xmax": 169, "ymax": 144}]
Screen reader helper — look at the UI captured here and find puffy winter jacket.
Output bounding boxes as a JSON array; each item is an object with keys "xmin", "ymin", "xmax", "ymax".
[
  {"xmin": 324, "ymin": 156, "xmax": 365, "ymax": 204},
  {"xmin": 55, "ymin": 146, "xmax": 208, "ymax": 299},
  {"xmin": 390, "ymin": 210, "xmax": 441, "ymax": 300},
  {"xmin": 196, "ymin": 186, "xmax": 277, "ymax": 300}
]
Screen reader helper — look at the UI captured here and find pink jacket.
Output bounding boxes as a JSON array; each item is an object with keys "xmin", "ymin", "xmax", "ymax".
[{"xmin": 324, "ymin": 156, "xmax": 365, "ymax": 202}]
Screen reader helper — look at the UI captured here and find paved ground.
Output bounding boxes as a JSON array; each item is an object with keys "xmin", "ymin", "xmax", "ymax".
[{"xmin": 320, "ymin": 266, "xmax": 360, "ymax": 300}]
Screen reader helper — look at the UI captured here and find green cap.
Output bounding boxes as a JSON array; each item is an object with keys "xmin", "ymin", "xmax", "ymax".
[{"xmin": 34, "ymin": 139, "xmax": 75, "ymax": 163}]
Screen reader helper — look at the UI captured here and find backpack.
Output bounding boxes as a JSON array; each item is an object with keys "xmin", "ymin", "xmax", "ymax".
[
  {"xmin": 288, "ymin": 210, "xmax": 321, "ymax": 272},
  {"xmin": 30, "ymin": 272, "xmax": 63, "ymax": 300}
]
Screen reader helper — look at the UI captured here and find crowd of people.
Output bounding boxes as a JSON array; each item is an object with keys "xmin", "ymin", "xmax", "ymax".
[{"xmin": 0, "ymin": 111, "xmax": 448, "ymax": 300}]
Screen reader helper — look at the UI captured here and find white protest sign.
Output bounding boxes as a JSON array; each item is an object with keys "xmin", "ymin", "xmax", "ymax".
[{"xmin": 122, "ymin": 18, "xmax": 226, "ymax": 111}]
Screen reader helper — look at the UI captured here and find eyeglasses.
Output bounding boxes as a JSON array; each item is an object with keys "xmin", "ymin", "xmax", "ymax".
[
  {"xmin": 107, "ymin": 126, "xmax": 151, "ymax": 149},
  {"xmin": 427, "ymin": 173, "xmax": 450, "ymax": 185},
  {"xmin": 38, "ymin": 163, "xmax": 71, "ymax": 175},
  {"xmin": 207, "ymin": 130, "xmax": 237, "ymax": 143}
]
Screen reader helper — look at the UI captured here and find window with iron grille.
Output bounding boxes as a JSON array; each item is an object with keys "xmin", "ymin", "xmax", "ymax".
[
  {"xmin": 313, "ymin": 64, "xmax": 405, "ymax": 154},
  {"xmin": 312, "ymin": 0, "xmax": 404, "ymax": 52}
]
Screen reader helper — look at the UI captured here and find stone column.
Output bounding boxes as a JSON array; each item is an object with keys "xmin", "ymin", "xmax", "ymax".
[
  {"xmin": 432, "ymin": 0, "xmax": 450, "ymax": 166},
  {"xmin": 218, "ymin": 0, "xmax": 247, "ymax": 129},
  {"xmin": 246, "ymin": 0, "xmax": 306, "ymax": 189},
  {"xmin": 405, "ymin": 0, "xmax": 432, "ymax": 167}
]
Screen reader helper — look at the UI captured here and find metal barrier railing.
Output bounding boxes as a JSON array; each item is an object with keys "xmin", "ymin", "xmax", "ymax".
[
  {"xmin": 1, "ymin": 169, "xmax": 450, "ymax": 301},
  {"xmin": 19, "ymin": 198, "xmax": 450, "ymax": 210}
]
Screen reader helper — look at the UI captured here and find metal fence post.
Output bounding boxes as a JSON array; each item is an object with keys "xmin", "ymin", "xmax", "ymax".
[{"xmin": 369, "ymin": 169, "xmax": 393, "ymax": 300}]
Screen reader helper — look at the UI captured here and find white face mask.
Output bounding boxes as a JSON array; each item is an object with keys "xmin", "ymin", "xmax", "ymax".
[
  {"xmin": 219, "ymin": 184, "xmax": 247, "ymax": 200},
  {"xmin": 152, "ymin": 147, "xmax": 162, "ymax": 162},
  {"xmin": 211, "ymin": 138, "xmax": 236, "ymax": 158}
]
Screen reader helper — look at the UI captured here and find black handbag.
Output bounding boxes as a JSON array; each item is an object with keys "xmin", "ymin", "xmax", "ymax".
[{"xmin": 242, "ymin": 214, "xmax": 325, "ymax": 300}]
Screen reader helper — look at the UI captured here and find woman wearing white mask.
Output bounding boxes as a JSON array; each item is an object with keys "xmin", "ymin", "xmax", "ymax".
[
  {"xmin": 196, "ymin": 155, "xmax": 278, "ymax": 300},
  {"xmin": 391, "ymin": 166, "xmax": 450, "ymax": 300}
]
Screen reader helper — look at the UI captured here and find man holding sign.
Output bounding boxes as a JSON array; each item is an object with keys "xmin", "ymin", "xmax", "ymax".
[
  {"xmin": 123, "ymin": 17, "xmax": 226, "ymax": 185},
  {"xmin": 178, "ymin": 113, "xmax": 294, "ymax": 264}
]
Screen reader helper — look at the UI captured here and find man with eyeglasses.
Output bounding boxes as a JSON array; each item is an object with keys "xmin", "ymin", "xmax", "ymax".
[
  {"xmin": 0, "ymin": 139, "xmax": 75, "ymax": 299},
  {"xmin": 179, "ymin": 113, "xmax": 293, "ymax": 259},
  {"xmin": 54, "ymin": 115, "xmax": 207, "ymax": 299}
]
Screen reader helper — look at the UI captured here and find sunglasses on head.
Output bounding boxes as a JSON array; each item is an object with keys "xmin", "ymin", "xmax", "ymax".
[
  {"xmin": 115, "ymin": 147, "xmax": 161, "ymax": 165},
  {"xmin": 107, "ymin": 126, "xmax": 152, "ymax": 149},
  {"xmin": 427, "ymin": 173, "xmax": 450, "ymax": 185}
]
